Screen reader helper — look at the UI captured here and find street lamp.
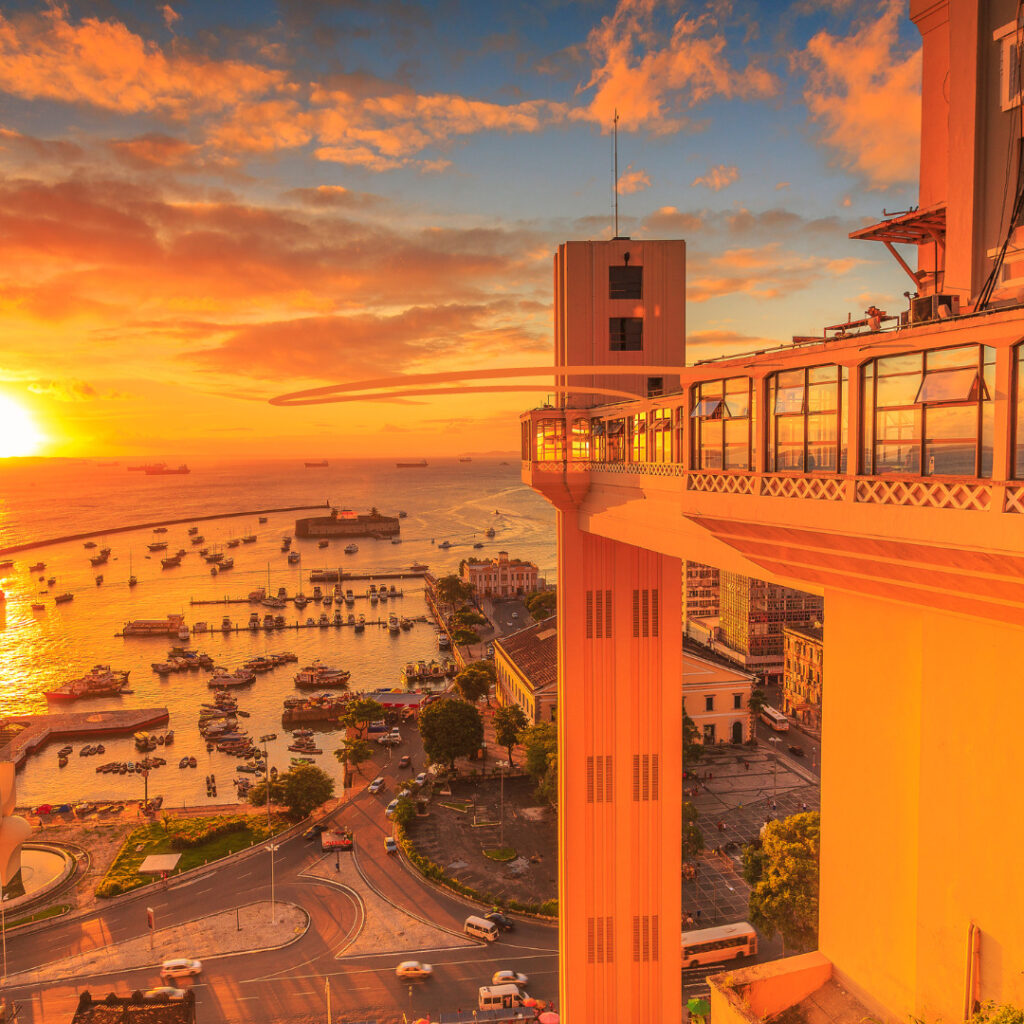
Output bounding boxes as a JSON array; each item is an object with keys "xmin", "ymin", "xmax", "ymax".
[
  {"xmin": 1, "ymin": 891, "xmax": 7, "ymax": 985},
  {"xmin": 260, "ymin": 733, "xmax": 277, "ymax": 826},
  {"xmin": 768, "ymin": 736, "xmax": 782, "ymax": 801},
  {"xmin": 266, "ymin": 842, "xmax": 279, "ymax": 925}
]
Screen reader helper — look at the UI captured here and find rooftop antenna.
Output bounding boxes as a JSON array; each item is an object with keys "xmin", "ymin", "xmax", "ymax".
[{"xmin": 613, "ymin": 108, "xmax": 620, "ymax": 238}]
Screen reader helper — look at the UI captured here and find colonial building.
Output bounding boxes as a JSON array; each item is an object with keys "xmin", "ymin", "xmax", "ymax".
[
  {"xmin": 783, "ymin": 624, "xmax": 824, "ymax": 732},
  {"xmin": 682, "ymin": 643, "xmax": 755, "ymax": 746},
  {"xmin": 717, "ymin": 572, "xmax": 824, "ymax": 685},
  {"xmin": 493, "ymin": 615, "xmax": 557, "ymax": 724},
  {"xmin": 461, "ymin": 551, "xmax": 539, "ymax": 598}
]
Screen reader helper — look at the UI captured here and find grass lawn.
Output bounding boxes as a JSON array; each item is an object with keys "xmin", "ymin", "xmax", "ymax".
[
  {"xmin": 9, "ymin": 903, "xmax": 71, "ymax": 928},
  {"xmin": 483, "ymin": 846, "xmax": 517, "ymax": 862},
  {"xmin": 439, "ymin": 801, "xmax": 471, "ymax": 813},
  {"xmin": 96, "ymin": 814, "xmax": 288, "ymax": 897}
]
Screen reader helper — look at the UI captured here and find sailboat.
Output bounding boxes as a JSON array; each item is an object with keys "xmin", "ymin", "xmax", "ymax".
[{"xmin": 128, "ymin": 551, "xmax": 138, "ymax": 588}]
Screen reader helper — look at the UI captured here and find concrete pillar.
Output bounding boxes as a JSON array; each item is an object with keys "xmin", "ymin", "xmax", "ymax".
[{"xmin": 557, "ymin": 511, "xmax": 682, "ymax": 1022}]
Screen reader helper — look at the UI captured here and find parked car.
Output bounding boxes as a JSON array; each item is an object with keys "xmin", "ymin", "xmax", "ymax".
[
  {"xmin": 788, "ymin": 744, "xmax": 806, "ymax": 757},
  {"xmin": 385, "ymin": 798, "xmax": 399, "ymax": 819},
  {"xmin": 485, "ymin": 911, "xmax": 515, "ymax": 932},
  {"xmin": 368, "ymin": 776, "xmax": 385, "ymax": 794},
  {"xmin": 160, "ymin": 958, "xmax": 202, "ymax": 978},
  {"xmin": 395, "ymin": 960, "xmax": 432, "ymax": 980},
  {"xmin": 302, "ymin": 823, "xmax": 328, "ymax": 840},
  {"xmin": 384, "ymin": 836, "xmax": 398, "ymax": 854},
  {"xmin": 398, "ymin": 755, "xmax": 411, "ymax": 769},
  {"xmin": 492, "ymin": 969, "xmax": 528, "ymax": 986},
  {"xmin": 413, "ymin": 772, "xmax": 428, "ymax": 787},
  {"xmin": 145, "ymin": 987, "xmax": 187, "ymax": 1002}
]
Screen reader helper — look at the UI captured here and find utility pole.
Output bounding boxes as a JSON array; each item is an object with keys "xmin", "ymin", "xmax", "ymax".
[
  {"xmin": 499, "ymin": 763, "xmax": 505, "ymax": 848},
  {"xmin": 260, "ymin": 733, "xmax": 277, "ymax": 826},
  {"xmin": 768, "ymin": 736, "xmax": 781, "ymax": 801},
  {"xmin": 266, "ymin": 842, "xmax": 279, "ymax": 925}
]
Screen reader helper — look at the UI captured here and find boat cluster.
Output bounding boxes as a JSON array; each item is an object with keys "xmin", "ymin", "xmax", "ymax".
[
  {"xmin": 152, "ymin": 648, "xmax": 214, "ymax": 674},
  {"xmin": 401, "ymin": 659, "xmax": 457, "ymax": 685},
  {"xmin": 293, "ymin": 661, "xmax": 351, "ymax": 690},
  {"xmin": 95, "ymin": 756, "xmax": 168, "ymax": 774},
  {"xmin": 199, "ymin": 693, "xmax": 264, "ymax": 778},
  {"xmin": 134, "ymin": 729, "xmax": 175, "ymax": 751}
]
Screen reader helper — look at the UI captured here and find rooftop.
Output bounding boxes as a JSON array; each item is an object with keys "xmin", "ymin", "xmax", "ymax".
[
  {"xmin": 785, "ymin": 623, "xmax": 824, "ymax": 643},
  {"xmin": 682, "ymin": 643, "xmax": 756, "ymax": 687},
  {"xmin": 494, "ymin": 614, "xmax": 557, "ymax": 693},
  {"xmin": 71, "ymin": 991, "xmax": 195, "ymax": 1024}
]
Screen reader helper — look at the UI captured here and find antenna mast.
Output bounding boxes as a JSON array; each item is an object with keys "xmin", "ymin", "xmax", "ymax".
[{"xmin": 613, "ymin": 109, "xmax": 620, "ymax": 237}]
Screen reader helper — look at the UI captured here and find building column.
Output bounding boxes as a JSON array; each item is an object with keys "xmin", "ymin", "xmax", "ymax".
[{"xmin": 557, "ymin": 511, "xmax": 683, "ymax": 1023}]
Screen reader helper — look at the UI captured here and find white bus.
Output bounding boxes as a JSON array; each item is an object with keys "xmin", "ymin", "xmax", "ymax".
[
  {"xmin": 681, "ymin": 921, "xmax": 758, "ymax": 968},
  {"xmin": 760, "ymin": 704, "xmax": 790, "ymax": 732}
]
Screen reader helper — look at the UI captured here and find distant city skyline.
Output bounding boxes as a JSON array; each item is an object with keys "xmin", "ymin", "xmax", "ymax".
[{"xmin": 0, "ymin": 0, "xmax": 920, "ymax": 457}]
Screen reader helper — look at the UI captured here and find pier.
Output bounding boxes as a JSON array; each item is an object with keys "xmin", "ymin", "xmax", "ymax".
[
  {"xmin": 0, "ymin": 503, "xmax": 331, "ymax": 557},
  {"xmin": 307, "ymin": 569, "xmax": 428, "ymax": 583},
  {"xmin": 0, "ymin": 708, "xmax": 170, "ymax": 769},
  {"xmin": 189, "ymin": 590, "xmax": 407, "ymax": 606},
  {"xmin": 185, "ymin": 616, "xmax": 430, "ymax": 634}
]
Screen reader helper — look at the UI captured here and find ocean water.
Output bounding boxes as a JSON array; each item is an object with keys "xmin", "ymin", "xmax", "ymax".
[{"xmin": 0, "ymin": 458, "xmax": 555, "ymax": 807}]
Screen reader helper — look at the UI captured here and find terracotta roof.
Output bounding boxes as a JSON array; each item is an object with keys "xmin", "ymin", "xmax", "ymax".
[{"xmin": 494, "ymin": 615, "xmax": 557, "ymax": 694}]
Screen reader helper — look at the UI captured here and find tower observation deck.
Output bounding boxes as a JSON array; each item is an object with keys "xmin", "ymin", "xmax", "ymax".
[{"xmin": 524, "ymin": 2, "xmax": 1024, "ymax": 1020}]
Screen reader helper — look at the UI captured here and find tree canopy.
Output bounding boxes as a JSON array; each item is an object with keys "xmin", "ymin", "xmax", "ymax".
[
  {"xmin": 342, "ymin": 697, "xmax": 385, "ymax": 737},
  {"xmin": 249, "ymin": 762, "xmax": 335, "ymax": 819},
  {"xmin": 494, "ymin": 704, "xmax": 528, "ymax": 765},
  {"xmin": 334, "ymin": 737, "xmax": 373, "ymax": 775},
  {"xmin": 419, "ymin": 698, "xmax": 484, "ymax": 769},
  {"xmin": 433, "ymin": 574, "xmax": 474, "ymax": 605},
  {"xmin": 454, "ymin": 665, "xmax": 491, "ymax": 704},
  {"xmin": 747, "ymin": 811, "xmax": 820, "ymax": 954},
  {"xmin": 682, "ymin": 708, "xmax": 703, "ymax": 765},
  {"xmin": 522, "ymin": 722, "xmax": 557, "ymax": 806},
  {"xmin": 681, "ymin": 800, "xmax": 703, "ymax": 859},
  {"xmin": 524, "ymin": 589, "xmax": 557, "ymax": 620}
]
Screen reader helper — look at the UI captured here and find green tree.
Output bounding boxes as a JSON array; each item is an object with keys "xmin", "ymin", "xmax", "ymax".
[
  {"xmin": 454, "ymin": 666, "xmax": 491, "ymax": 704},
  {"xmin": 522, "ymin": 722, "xmax": 558, "ymax": 807},
  {"xmin": 341, "ymin": 697, "xmax": 386, "ymax": 738},
  {"xmin": 466, "ymin": 660, "xmax": 496, "ymax": 683},
  {"xmin": 434, "ymin": 574, "xmax": 474, "ymax": 606},
  {"xmin": 970, "ymin": 1005, "xmax": 1024, "ymax": 1024},
  {"xmin": 334, "ymin": 738, "xmax": 373, "ymax": 776},
  {"xmin": 493, "ymin": 704, "xmax": 528, "ymax": 766},
  {"xmin": 525, "ymin": 589, "xmax": 557, "ymax": 620},
  {"xmin": 419, "ymin": 698, "xmax": 484, "ymax": 769},
  {"xmin": 281, "ymin": 762, "xmax": 336, "ymax": 819},
  {"xmin": 392, "ymin": 795, "xmax": 415, "ymax": 829},
  {"xmin": 741, "ymin": 839, "xmax": 767, "ymax": 886},
  {"xmin": 682, "ymin": 708, "xmax": 703, "ymax": 766},
  {"xmin": 747, "ymin": 685, "xmax": 767, "ymax": 738},
  {"xmin": 747, "ymin": 811, "xmax": 820, "ymax": 954},
  {"xmin": 248, "ymin": 776, "xmax": 285, "ymax": 808},
  {"xmin": 451, "ymin": 626, "xmax": 480, "ymax": 645},
  {"xmin": 681, "ymin": 800, "xmax": 703, "ymax": 859}
]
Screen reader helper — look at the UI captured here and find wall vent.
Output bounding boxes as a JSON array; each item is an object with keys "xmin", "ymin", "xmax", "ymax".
[
  {"xmin": 632, "ymin": 754, "xmax": 660, "ymax": 801},
  {"xmin": 587, "ymin": 755, "xmax": 614, "ymax": 803}
]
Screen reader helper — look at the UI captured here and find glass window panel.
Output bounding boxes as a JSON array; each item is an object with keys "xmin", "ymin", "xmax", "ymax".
[
  {"xmin": 924, "ymin": 404, "xmax": 978, "ymax": 440},
  {"xmin": 862, "ymin": 362, "xmax": 875, "ymax": 474},
  {"xmin": 1017, "ymin": 347, "xmax": 1024, "ymax": 478},
  {"xmin": 807, "ymin": 414, "xmax": 838, "ymax": 443},
  {"xmin": 924, "ymin": 441, "xmax": 978, "ymax": 476},
  {"xmin": 725, "ymin": 377, "xmax": 750, "ymax": 395},
  {"xmin": 915, "ymin": 368, "xmax": 979, "ymax": 403},
  {"xmin": 807, "ymin": 443, "xmax": 838, "ymax": 472},
  {"xmin": 692, "ymin": 397, "xmax": 723, "ymax": 419},
  {"xmin": 806, "ymin": 380, "xmax": 838, "ymax": 413},
  {"xmin": 877, "ymin": 407, "xmax": 920, "ymax": 440},
  {"xmin": 775, "ymin": 444, "xmax": 804, "ymax": 471},
  {"xmin": 700, "ymin": 440, "xmax": 723, "ymax": 469},
  {"xmin": 876, "ymin": 372, "xmax": 922, "ymax": 408},
  {"xmin": 925, "ymin": 345, "xmax": 977, "ymax": 371},
  {"xmin": 774, "ymin": 386, "xmax": 805, "ymax": 414},
  {"xmin": 777, "ymin": 369, "xmax": 804, "ymax": 389},
  {"xmin": 875, "ymin": 442, "xmax": 922, "ymax": 474},
  {"xmin": 606, "ymin": 420, "xmax": 624, "ymax": 436},
  {"xmin": 698, "ymin": 380, "xmax": 725, "ymax": 401},
  {"xmin": 877, "ymin": 352, "xmax": 925, "ymax": 376},
  {"xmin": 981, "ymin": 401, "xmax": 993, "ymax": 479},
  {"xmin": 724, "ymin": 393, "xmax": 750, "ymax": 418},
  {"xmin": 724, "ymin": 419, "xmax": 749, "ymax": 469},
  {"xmin": 777, "ymin": 417, "xmax": 805, "ymax": 443},
  {"xmin": 840, "ymin": 368, "xmax": 849, "ymax": 474},
  {"xmin": 808, "ymin": 364, "xmax": 839, "ymax": 383}
]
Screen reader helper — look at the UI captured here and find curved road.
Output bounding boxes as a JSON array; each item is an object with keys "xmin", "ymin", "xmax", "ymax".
[{"xmin": 4, "ymin": 755, "xmax": 559, "ymax": 1022}]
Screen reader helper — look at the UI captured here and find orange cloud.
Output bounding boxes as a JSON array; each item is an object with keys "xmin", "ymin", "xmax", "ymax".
[
  {"xmin": 0, "ymin": 7, "xmax": 285, "ymax": 116},
  {"xmin": 797, "ymin": 0, "xmax": 921, "ymax": 188},
  {"xmin": 692, "ymin": 164, "xmax": 739, "ymax": 191},
  {"xmin": 573, "ymin": 0, "xmax": 778, "ymax": 131},
  {"xmin": 108, "ymin": 133, "xmax": 200, "ymax": 168},
  {"xmin": 617, "ymin": 165, "xmax": 650, "ymax": 194}
]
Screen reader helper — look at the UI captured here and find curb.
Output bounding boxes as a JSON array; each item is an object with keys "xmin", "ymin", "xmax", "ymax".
[
  {"xmin": 3, "ymin": 899, "xmax": 311, "ymax": 989},
  {"xmin": 295, "ymin": 858, "xmax": 366, "ymax": 955}
]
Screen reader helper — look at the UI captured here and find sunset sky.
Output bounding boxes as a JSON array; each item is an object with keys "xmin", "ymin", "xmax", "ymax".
[{"xmin": 0, "ymin": 0, "xmax": 922, "ymax": 458}]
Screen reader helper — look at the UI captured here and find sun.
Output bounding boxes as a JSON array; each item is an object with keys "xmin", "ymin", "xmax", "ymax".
[{"xmin": 0, "ymin": 395, "xmax": 46, "ymax": 457}]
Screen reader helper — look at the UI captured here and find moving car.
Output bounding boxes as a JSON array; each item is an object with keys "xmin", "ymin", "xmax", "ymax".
[
  {"xmin": 485, "ymin": 911, "xmax": 515, "ymax": 932},
  {"xmin": 788, "ymin": 744, "xmax": 806, "ymax": 757},
  {"xmin": 384, "ymin": 836, "xmax": 398, "ymax": 854},
  {"xmin": 144, "ymin": 988, "xmax": 187, "ymax": 1001},
  {"xmin": 398, "ymin": 755, "xmax": 411, "ymax": 768},
  {"xmin": 368, "ymin": 776, "xmax": 385, "ymax": 794},
  {"xmin": 385, "ymin": 798, "xmax": 400, "ymax": 818},
  {"xmin": 492, "ymin": 969, "xmax": 528, "ymax": 986},
  {"xmin": 395, "ymin": 960, "xmax": 433, "ymax": 980},
  {"xmin": 302, "ymin": 823, "xmax": 328, "ymax": 840},
  {"xmin": 160, "ymin": 958, "xmax": 202, "ymax": 978},
  {"xmin": 413, "ymin": 772, "xmax": 428, "ymax": 787}
]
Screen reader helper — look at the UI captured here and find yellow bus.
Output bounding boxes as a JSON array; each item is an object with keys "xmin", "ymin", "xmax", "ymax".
[
  {"xmin": 760, "ymin": 704, "xmax": 790, "ymax": 731},
  {"xmin": 681, "ymin": 921, "xmax": 758, "ymax": 968}
]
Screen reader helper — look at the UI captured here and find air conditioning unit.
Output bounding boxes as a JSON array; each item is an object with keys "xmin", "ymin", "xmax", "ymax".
[{"xmin": 910, "ymin": 294, "xmax": 960, "ymax": 324}]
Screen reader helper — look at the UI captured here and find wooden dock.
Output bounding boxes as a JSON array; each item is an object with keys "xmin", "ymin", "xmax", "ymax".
[
  {"xmin": 189, "ymin": 590, "xmax": 407, "ymax": 606},
  {"xmin": 186, "ymin": 616, "xmax": 429, "ymax": 634},
  {"xmin": 0, "ymin": 708, "xmax": 170, "ymax": 769},
  {"xmin": 308, "ymin": 569, "xmax": 428, "ymax": 583}
]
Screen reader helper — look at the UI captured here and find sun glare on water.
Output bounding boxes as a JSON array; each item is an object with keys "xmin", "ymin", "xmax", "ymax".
[{"xmin": 0, "ymin": 395, "xmax": 46, "ymax": 457}]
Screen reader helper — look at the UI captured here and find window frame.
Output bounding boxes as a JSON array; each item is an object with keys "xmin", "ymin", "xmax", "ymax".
[
  {"xmin": 690, "ymin": 377, "xmax": 753, "ymax": 471},
  {"xmin": 766, "ymin": 364, "xmax": 847, "ymax": 474},
  {"xmin": 609, "ymin": 316, "xmax": 643, "ymax": 352}
]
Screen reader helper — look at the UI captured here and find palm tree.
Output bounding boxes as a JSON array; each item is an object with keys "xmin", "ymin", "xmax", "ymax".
[{"xmin": 747, "ymin": 684, "xmax": 767, "ymax": 740}]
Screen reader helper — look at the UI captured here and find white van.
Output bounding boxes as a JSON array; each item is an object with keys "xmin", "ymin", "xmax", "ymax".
[
  {"xmin": 478, "ymin": 983, "xmax": 527, "ymax": 1010},
  {"xmin": 464, "ymin": 914, "xmax": 499, "ymax": 942}
]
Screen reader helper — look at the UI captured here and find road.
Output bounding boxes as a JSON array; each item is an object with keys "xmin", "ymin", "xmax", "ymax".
[{"xmin": 3, "ymin": 735, "xmax": 559, "ymax": 1023}]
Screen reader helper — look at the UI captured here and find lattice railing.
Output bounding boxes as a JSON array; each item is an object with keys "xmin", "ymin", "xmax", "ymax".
[
  {"xmin": 1005, "ymin": 485, "xmax": 1024, "ymax": 514},
  {"xmin": 590, "ymin": 461, "xmax": 686, "ymax": 477},
  {"xmin": 855, "ymin": 478, "xmax": 992, "ymax": 512},
  {"xmin": 760, "ymin": 476, "xmax": 847, "ymax": 501},
  {"xmin": 686, "ymin": 471, "xmax": 756, "ymax": 495}
]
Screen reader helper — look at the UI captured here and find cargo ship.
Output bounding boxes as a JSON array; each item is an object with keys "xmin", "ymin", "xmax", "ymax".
[
  {"xmin": 305, "ymin": 460, "xmax": 328, "ymax": 468},
  {"xmin": 396, "ymin": 459, "xmax": 428, "ymax": 468},
  {"xmin": 144, "ymin": 463, "xmax": 190, "ymax": 475},
  {"xmin": 45, "ymin": 665, "xmax": 130, "ymax": 700},
  {"xmin": 121, "ymin": 614, "xmax": 185, "ymax": 637}
]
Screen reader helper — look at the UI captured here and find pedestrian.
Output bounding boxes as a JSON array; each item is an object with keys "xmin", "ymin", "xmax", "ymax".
[
  {"xmin": 801, "ymin": 801, "xmax": 807, "ymax": 812},
  {"xmin": 696, "ymin": 909, "xmax": 702, "ymax": 921}
]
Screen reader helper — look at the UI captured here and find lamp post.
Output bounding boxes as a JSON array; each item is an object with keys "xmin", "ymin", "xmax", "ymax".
[
  {"xmin": 260, "ymin": 733, "xmax": 277, "ymax": 826},
  {"xmin": 1, "ymin": 891, "xmax": 7, "ymax": 985},
  {"xmin": 266, "ymin": 842, "xmax": 279, "ymax": 925},
  {"xmin": 768, "ymin": 736, "xmax": 782, "ymax": 801}
]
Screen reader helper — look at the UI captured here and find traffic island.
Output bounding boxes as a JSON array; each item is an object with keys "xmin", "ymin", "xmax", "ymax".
[{"xmin": 3, "ymin": 899, "xmax": 308, "ymax": 986}]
